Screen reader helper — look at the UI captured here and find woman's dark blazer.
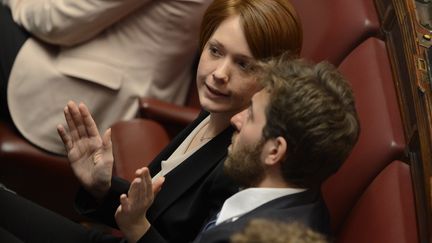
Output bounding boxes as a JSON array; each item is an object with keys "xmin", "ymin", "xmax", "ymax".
[{"xmin": 75, "ymin": 111, "xmax": 238, "ymax": 243}]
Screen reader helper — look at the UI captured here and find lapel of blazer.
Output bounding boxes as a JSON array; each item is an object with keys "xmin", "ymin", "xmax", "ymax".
[
  {"xmin": 197, "ymin": 189, "xmax": 323, "ymax": 243},
  {"xmin": 147, "ymin": 112, "xmax": 235, "ymax": 221},
  {"xmin": 219, "ymin": 188, "xmax": 321, "ymax": 225},
  {"xmin": 148, "ymin": 111, "xmax": 209, "ymax": 176},
  {"xmin": 245, "ymin": 188, "xmax": 320, "ymax": 215}
]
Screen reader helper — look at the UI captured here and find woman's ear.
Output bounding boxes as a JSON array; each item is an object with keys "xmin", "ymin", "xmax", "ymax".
[{"xmin": 264, "ymin": 136, "xmax": 287, "ymax": 166}]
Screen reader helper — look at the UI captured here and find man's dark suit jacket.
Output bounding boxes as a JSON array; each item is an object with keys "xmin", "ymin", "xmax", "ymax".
[
  {"xmin": 75, "ymin": 111, "xmax": 239, "ymax": 243},
  {"xmin": 194, "ymin": 188, "xmax": 331, "ymax": 243}
]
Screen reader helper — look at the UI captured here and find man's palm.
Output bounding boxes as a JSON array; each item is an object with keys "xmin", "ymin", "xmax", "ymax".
[{"xmin": 58, "ymin": 101, "xmax": 113, "ymax": 199}]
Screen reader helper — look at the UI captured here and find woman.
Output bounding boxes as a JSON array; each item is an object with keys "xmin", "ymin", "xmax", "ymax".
[{"xmin": 0, "ymin": 0, "xmax": 302, "ymax": 242}]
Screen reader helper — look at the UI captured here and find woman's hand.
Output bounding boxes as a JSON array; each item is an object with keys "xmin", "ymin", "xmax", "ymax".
[
  {"xmin": 115, "ymin": 167, "xmax": 164, "ymax": 243},
  {"xmin": 57, "ymin": 101, "xmax": 113, "ymax": 199}
]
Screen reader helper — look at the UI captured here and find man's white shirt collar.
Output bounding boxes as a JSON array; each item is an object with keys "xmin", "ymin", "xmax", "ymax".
[{"xmin": 215, "ymin": 187, "xmax": 306, "ymax": 225}]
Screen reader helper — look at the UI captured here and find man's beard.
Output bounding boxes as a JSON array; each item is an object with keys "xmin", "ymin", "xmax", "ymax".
[{"xmin": 224, "ymin": 135, "xmax": 266, "ymax": 188}]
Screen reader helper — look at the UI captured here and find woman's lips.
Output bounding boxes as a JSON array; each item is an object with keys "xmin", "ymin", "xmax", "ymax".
[{"xmin": 205, "ymin": 83, "xmax": 229, "ymax": 98}]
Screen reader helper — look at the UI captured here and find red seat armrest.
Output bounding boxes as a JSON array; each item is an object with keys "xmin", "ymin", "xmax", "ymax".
[
  {"xmin": 111, "ymin": 118, "xmax": 170, "ymax": 181},
  {"xmin": 138, "ymin": 98, "xmax": 200, "ymax": 138}
]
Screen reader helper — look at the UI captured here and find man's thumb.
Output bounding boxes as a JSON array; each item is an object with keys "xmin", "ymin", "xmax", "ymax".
[{"xmin": 152, "ymin": 177, "xmax": 165, "ymax": 195}]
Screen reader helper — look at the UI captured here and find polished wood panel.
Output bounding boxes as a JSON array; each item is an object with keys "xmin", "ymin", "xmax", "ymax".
[{"xmin": 375, "ymin": 0, "xmax": 432, "ymax": 242}]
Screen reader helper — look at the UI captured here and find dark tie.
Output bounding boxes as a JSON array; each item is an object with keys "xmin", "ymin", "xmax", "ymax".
[
  {"xmin": 201, "ymin": 211, "xmax": 220, "ymax": 232},
  {"xmin": 192, "ymin": 211, "xmax": 220, "ymax": 243},
  {"xmin": 201, "ymin": 215, "xmax": 218, "ymax": 232}
]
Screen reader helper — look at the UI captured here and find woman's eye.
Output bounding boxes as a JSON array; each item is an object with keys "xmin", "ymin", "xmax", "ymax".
[
  {"xmin": 237, "ymin": 60, "xmax": 251, "ymax": 71},
  {"xmin": 209, "ymin": 46, "xmax": 221, "ymax": 57},
  {"xmin": 238, "ymin": 61, "xmax": 248, "ymax": 70}
]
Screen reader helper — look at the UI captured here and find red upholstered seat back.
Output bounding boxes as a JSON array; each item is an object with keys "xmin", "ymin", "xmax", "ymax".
[
  {"xmin": 112, "ymin": 119, "xmax": 170, "ymax": 181},
  {"xmin": 291, "ymin": 0, "xmax": 380, "ymax": 65},
  {"xmin": 0, "ymin": 121, "xmax": 81, "ymax": 220},
  {"xmin": 0, "ymin": 118, "xmax": 169, "ymax": 219},
  {"xmin": 322, "ymin": 37, "xmax": 406, "ymax": 233},
  {"xmin": 174, "ymin": 0, "xmax": 381, "ymax": 117},
  {"xmin": 336, "ymin": 161, "xmax": 418, "ymax": 243}
]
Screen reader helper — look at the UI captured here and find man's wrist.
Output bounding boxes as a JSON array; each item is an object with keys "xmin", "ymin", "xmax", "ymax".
[
  {"xmin": 124, "ymin": 219, "xmax": 151, "ymax": 243},
  {"xmin": 86, "ymin": 181, "xmax": 111, "ymax": 201}
]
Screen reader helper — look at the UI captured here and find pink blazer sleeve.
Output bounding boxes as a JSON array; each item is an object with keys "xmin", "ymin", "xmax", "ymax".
[{"xmin": 5, "ymin": 0, "xmax": 153, "ymax": 45}]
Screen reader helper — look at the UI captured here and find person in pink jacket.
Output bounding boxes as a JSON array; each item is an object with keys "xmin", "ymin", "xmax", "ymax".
[{"xmin": 0, "ymin": 0, "xmax": 212, "ymax": 155}]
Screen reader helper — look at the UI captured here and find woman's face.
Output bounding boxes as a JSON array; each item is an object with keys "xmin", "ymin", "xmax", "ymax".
[{"xmin": 196, "ymin": 15, "xmax": 261, "ymax": 115}]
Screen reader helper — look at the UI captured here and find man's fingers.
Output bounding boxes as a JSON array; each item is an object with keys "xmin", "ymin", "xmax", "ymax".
[
  {"xmin": 79, "ymin": 103, "xmax": 100, "ymax": 138},
  {"xmin": 128, "ymin": 177, "xmax": 144, "ymax": 204},
  {"xmin": 68, "ymin": 101, "xmax": 88, "ymax": 138},
  {"xmin": 119, "ymin": 194, "xmax": 130, "ymax": 212},
  {"xmin": 136, "ymin": 167, "xmax": 163, "ymax": 196},
  {"xmin": 129, "ymin": 177, "xmax": 142, "ymax": 194},
  {"xmin": 102, "ymin": 128, "xmax": 112, "ymax": 148},
  {"xmin": 57, "ymin": 124, "xmax": 73, "ymax": 152},
  {"xmin": 101, "ymin": 129, "xmax": 114, "ymax": 168},
  {"xmin": 64, "ymin": 103, "xmax": 80, "ymax": 142},
  {"xmin": 153, "ymin": 177, "xmax": 165, "ymax": 195},
  {"xmin": 132, "ymin": 167, "xmax": 155, "ymax": 206},
  {"xmin": 142, "ymin": 168, "xmax": 153, "ymax": 201}
]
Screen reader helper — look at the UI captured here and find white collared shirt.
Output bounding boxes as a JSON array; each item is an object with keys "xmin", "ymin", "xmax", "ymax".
[
  {"xmin": 152, "ymin": 116, "xmax": 210, "ymax": 182},
  {"xmin": 215, "ymin": 187, "xmax": 306, "ymax": 225}
]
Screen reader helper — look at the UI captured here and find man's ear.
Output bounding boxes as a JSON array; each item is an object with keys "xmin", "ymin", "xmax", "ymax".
[{"xmin": 264, "ymin": 136, "xmax": 287, "ymax": 166}]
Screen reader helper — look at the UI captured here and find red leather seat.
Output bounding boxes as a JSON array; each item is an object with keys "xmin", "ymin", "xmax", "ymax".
[
  {"xmin": 0, "ymin": 121, "xmax": 81, "ymax": 220},
  {"xmin": 0, "ymin": 118, "xmax": 169, "ymax": 220},
  {"xmin": 139, "ymin": 97, "xmax": 200, "ymax": 139},
  {"xmin": 322, "ymin": 37, "xmax": 406, "ymax": 233},
  {"xmin": 111, "ymin": 118, "xmax": 170, "ymax": 181},
  {"xmin": 291, "ymin": 0, "xmax": 380, "ymax": 65},
  {"xmin": 337, "ymin": 161, "xmax": 418, "ymax": 243}
]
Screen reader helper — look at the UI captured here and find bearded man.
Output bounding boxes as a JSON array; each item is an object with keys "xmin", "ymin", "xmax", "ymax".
[{"xmin": 114, "ymin": 56, "xmax": 361, "ymax": 243}]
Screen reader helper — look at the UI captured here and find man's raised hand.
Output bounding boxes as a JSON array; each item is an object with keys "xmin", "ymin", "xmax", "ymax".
[
  {"xmin": 57, "ymin": 101, "xmax": 113, "ymax": 199},
  {"xmin": 115, "ymin": 167, "xmax": 165, "ymax": 243}
]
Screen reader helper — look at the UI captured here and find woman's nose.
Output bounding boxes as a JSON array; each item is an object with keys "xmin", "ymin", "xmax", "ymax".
[{"xmin": 213, "ymin": 58, "xmax": 230, "ymax": 83}]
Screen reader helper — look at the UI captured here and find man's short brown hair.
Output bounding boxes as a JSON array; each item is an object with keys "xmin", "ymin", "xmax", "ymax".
[
  {"xmin": 231, "ymin": 219, "xmax": 328, "ymax": 243},
  {"xmin": 259, "ymin": 55, "xmax": 360, "ymax": 188}
]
